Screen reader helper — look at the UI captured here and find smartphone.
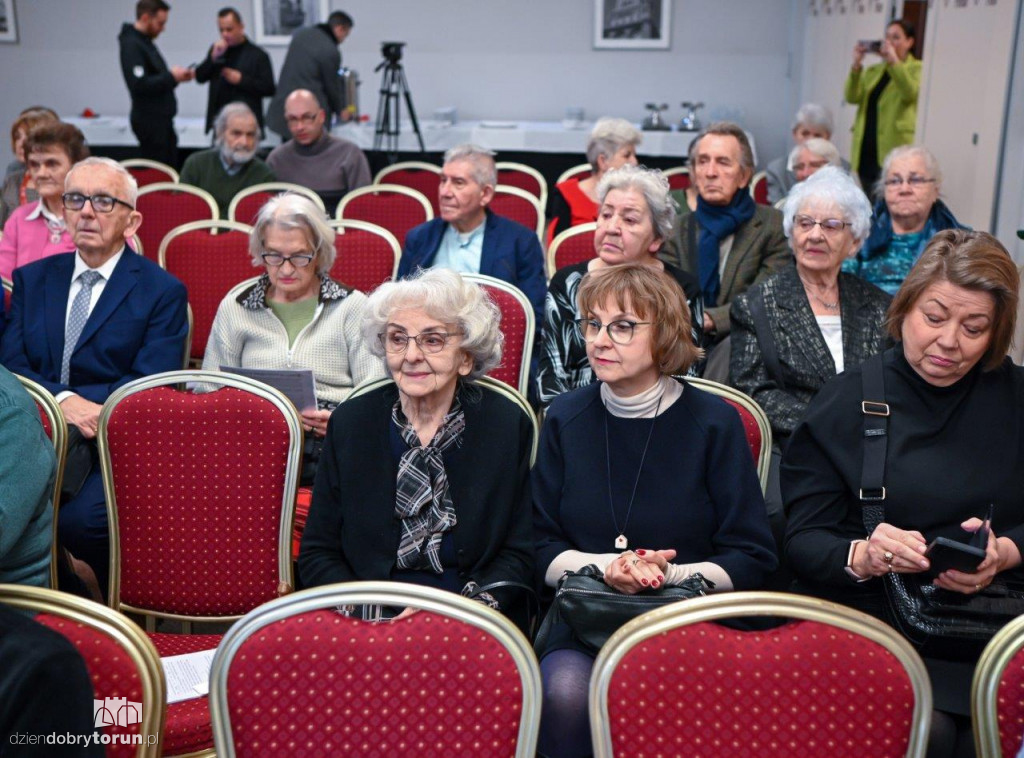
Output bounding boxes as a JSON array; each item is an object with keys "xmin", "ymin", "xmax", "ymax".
[
  {"xmin": 925, "ymin": 537, "xmax": 986, "ymax": 574},
  {"xmin": 859, "ymin": 39, "xmax": 883, "ymax": 54}
]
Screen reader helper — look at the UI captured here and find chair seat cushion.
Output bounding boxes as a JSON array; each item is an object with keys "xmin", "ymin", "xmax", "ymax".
[{"xmin": 149, "ymin": 633, "xmax": 221, "ymax": 755}]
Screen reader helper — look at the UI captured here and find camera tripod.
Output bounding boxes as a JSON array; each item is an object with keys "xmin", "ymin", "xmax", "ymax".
[{"xmin": 373, "ymin": 57, "xmax": 425, "ymax": 158}]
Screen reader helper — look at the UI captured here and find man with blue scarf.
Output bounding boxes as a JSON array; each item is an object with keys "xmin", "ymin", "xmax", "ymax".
[{"xmin": 660, "ymin": 122, "xmax": 789, "ymax": 341}]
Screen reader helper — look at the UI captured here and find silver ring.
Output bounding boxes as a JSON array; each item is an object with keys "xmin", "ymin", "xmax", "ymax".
[{"xmin": 883, "ymin": 551, "xmax": 894, "ymax": 564}]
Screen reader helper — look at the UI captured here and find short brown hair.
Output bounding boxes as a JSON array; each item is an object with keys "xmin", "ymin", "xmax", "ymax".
[
  {"xmin": 577, "ymin": 263, "xmax": 702, "ymax": 375},
  {"xmin": 136, "ymin": 0, "xmax": 169, "ymax": 19},
  {"xmin": 24, "ymin": 122, "xmax": 90, "ymax": 165},
  {"xmin": 10, "ymin": 108, "xmax": 59, "ymax": 158},
  {"xmin": 694, "ymin": 121, "xmax": 755, "ymax": 174},
  {"xmin": 887, "ymin": 229, "xmax": 1018, "ymax": 371}
]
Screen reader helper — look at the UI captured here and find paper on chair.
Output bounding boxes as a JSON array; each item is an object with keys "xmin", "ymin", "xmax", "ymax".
[
  {"xmin": 161, "ymin": 648, "xmax": 217, "ymax": 704},
  {"xmin": 219, "ymin": 365, "xmax": 317, "ymax": 411}
]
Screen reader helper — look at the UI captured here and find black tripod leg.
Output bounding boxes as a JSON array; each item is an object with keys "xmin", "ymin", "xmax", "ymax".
[{"xmin": 397, "ymin": 68, "xmax": 425, "ymax": 153}]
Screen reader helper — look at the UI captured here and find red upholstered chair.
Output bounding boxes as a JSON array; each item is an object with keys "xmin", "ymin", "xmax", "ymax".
[
  {"xmin": 335, "ymin": 183, "xmax": 433, "ymax": 247},
  {"xmin": 0, "ymin": 583, "xmax": 166, "ymax": 758},
  {"xmin": 374, "ymin": 161, "xmax": 442, "ymax": 216},
  {"xmin": 461, "ymin": 274, "xmax": 534, "ymax": 397},
  {"xmin": 227, "ymin": 182, "xmax": 326, "ymax": 226},
  {"xmin": 490, "ymin": 185, "xmax": 544, "ymax": 242},
  {"xmin": 329, "ymin": 220, "xmax": 400, "ymax": 293},
  {"xmin": 750, "ymin": 170, "xmax": 770, "ymax": 205},
  {"xmin": 590, "ymin": 592, "xmax": 932, "ymax": 758},
  {"xmin": 972, "ymin": 614, "xmax": 1024, "ymax": 757},
  {"xmin": 14, "ymin": 374, "xmax": 68, "ymax": 588},
  {"xmin": 556, "ymin": 163, "xmax": 591, "ymax": 185},
  {"xmin": 157, "ymin": 220, "xmax": 255, "ymax": 366},
  {"xmin": 209, "ymin": 582, "xmax": 541, "ymax": 758},
  {"xmin": 684, "ymin": 377, "xmax": 771, "ymax": 494},
  {"xmin": 496, "ymin": 161, "xmax": 548, "ymax": 209},
  {"xmin": 663, "ymin": 165, "xmax": 691, "ymax": 191},
  {"xmin": 122, "ymin": 158, "xmax": 180, "ymax": 186},
  {"xmin": 545, "ymin": 222, "xmax": 597, "ymax": 280},
  {"xmin": 135, "ymin": 183, "xmax": 219, "ymax": 264},
  {"xmin": 97, "ymin": 370, "xmax": 303, "ymax": 757}
]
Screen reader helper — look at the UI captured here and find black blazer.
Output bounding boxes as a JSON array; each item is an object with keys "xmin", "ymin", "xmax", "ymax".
[
  {"xmin": 299, "ymin": 382, "xmax": 534, "ymax": 608},
  {"xmin": 729, "ymin": 264, "xmax": 891, "ymax": 439}
]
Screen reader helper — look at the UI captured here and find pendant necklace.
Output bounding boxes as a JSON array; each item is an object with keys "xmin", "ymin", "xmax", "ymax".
[
  {"xmin": 605, "ymin": 395, "xmax": 662, "ymax": 550},
  {"xmin": 799, "ymin": 277, "xmax": 839, "ymax": 310}
]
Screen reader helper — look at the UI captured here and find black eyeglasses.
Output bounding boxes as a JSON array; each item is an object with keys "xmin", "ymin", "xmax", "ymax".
[
  {"xmin": 378, "ymin": 330, "xmax": 460, "ymax": 354},
  {"xmin": 793, "ymin": 215, "xmax": 850, "ymax": 235},
  {"xmin": 574, "ymin": 318, "xmax": 651, "ymax": 345},
  {"xmin": 62, "ymin": 192, "xmax": 135, "ymax": 213},
  {"xmin": 261, "ymin": 253, "xmax": 315, "ymax": 268}
]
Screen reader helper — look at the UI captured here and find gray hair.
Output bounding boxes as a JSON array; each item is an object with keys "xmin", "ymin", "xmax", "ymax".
[
  {"xmin": 67, "ymin": 156, "xmax": 139, "ymax": 206},
  {"xmin": 792, "ymin": 103, "xmax": 834, "ymax": 136},
  {"xmin": 596, "ymin": 164, "xmax": 677, "ymax": 242},
  {"xmin": 443, "ymin": 144, "xmax": 497, "ymax": 188},
  {"xmin": 787, "ymin": 138, "xmax": 842, "ymax": 172},
  {"xmin": 214, "ymin": 102, "xmax": 258, "ymax": 140},
  {"xmin": 362, "ymin": 267, "xmax": 503, "ymax": 382},
  {"xmin": 693, "ymin": 122, "xmax": 755, "ymax": 174},
  {"xmin": 586, "ymin": 117, "xmax": 642, "ymax": 172},
  {"xmin": 782, "ymin": 166, "xmax": 872, "ymax": 244},
  {"xmin": 249, "ymin": 192, "xmax": 337, "ymax": 275},
  {"xmin": 879, "ymin": 144, "xmax": 943, "ymax": 198}
]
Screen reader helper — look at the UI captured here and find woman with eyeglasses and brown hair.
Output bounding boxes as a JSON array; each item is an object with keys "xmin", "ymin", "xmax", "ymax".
[
  {"xmin": 202, "ymin": 192, "xmax": 383, "ymax": 483},
  {"xmin": 298, "ymin": 267, "xmax": 534, "ymax": 621},
  {"xmin": 533, "ymin": 262, "xmax": 777, "ymax": 758}
]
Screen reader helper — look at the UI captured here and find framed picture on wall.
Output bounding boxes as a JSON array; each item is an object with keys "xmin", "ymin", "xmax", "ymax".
[
  {"xmin": 253, "ymin": 0, "xmax": 330, "ymax": 45},
  {"xmin": 0, "ymin": 0, "xmax": 19, "ymax": 44},
  {"xmin": 594, "ymin": 0, "xmax": 671, "ymax": 49}
]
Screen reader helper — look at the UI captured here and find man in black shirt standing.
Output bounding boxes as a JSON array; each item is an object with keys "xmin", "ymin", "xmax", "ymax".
[
  {"xmin": 194, "ymin": 7, "xmax": 276, "ymax": 138},
  {"xmin": 117, "ymin": 0, "xmax": 194, "ymax": 168}
]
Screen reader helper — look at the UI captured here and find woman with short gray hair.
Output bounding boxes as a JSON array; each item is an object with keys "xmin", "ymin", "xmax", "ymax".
[
  {"xmin": 299, "ymin": 267, "xmax": 534, "ymax": 622},
  {"xmin": 546, "ymin": 116, "xmax": 642, "ymax": 244},
  {"xmin": 203, "ymin": 192, "xmax": 384, "ymax": 482}
]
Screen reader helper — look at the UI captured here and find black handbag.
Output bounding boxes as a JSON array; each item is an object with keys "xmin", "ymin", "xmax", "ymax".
[
  {"xmin": 859, "ymin": 354, "xmax": 1024, "ymax": 650},
  {"xmin": 534, "ymin": 564, "xmax": 713, "ymax": 654}
]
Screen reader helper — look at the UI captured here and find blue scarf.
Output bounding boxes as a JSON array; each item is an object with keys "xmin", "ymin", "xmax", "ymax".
[{"xmin": 695, "ymin": 190, "xmax": 756, "ymax": 306}]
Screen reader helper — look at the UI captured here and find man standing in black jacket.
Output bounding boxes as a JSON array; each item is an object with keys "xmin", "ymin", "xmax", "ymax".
[
  {"xmin": 194, "ymin": 7, "xmax": 276, "ymax": 137},
  {"xmin": 117, "ymin": 0, "xmax": 193, "ymax": 168}
]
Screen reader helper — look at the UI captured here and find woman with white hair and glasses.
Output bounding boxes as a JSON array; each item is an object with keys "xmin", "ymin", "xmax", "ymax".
[
  {"xmin": 546, "ymin": 117, "xmax": 641, "ymax": 244},
  {"xmin": 764, "ymin": 103, "xmax": 838, "ymax": 204},
  {"xmin": 299, "ymin": 267, "xmax": 534, "ymax": 620},
  {"xmin": 202, "ymin": 192, "xmax": 384, "ymax": 483}
]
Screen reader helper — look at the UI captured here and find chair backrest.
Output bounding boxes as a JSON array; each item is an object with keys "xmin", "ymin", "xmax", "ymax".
[
  {"xmin": 663, "ymin": 165, "xmax": 691, "ymax": 191},
  {"xmin": 2, "ymin": 275, "xmax": 11, "ymax": 315},
  {"xmin": 556, "ymin": 163, "xmax": 592, "ymax": 185},
  {"xmin": 461, "ymin": 274, "xmax": 535, "ymax": 397},
  {"xmin": 0, "ymin": 583, "xmax": 166, "ymax": 758},
  {"xmin": 135, "ymin": 183, "xmax": 219, "ymax": 264},
  {"xmin": 157, "ymin": 220, "xmax": 255, "ymax": 364},
  {"xmin": 329, "ymin": 219, "xmax": 400, "ymax": 293},
  {"xmin": 590, "ymin": 591, "xmax": 932, "ymax": 758},
  {"xmin": 546, "ymin": 222, "xmax": 598, "ymax": 280},
  {"xmin": 121, "ymin": 158, "xmax": 179, "ymax": 186},
  {"xmin": 373, "ymin": 161, "xmax": 442, "ymax": 216},
  {"xmin": 335, "ymin": 183, "xmax": 433, "ymax": 248},
  {"xmin": 972, "ymin": 613, "xmax": 1024, "ymax": 757},
  {"xmin": 750, "ymin": 170, "xmax": 770, "ymax": 205},
  {"xmin": 98, "ymin": 370, "xmax": 302, "ymax": 620},
  {"xmin": 227, "ymin": 182, "xmax": 326, "ymax": 225},
  {"xmin": 209, "ymin": 582, "xmax": 541, "ymax": 758},
  {"xmin": 489, "ymin": 185, "xmax": 544, "ymax": 241},
  {"xmin": 14, "ymin": 374, "xmax": 68, "ymax": 589},
  {"xmin": 496, "ymin": 161, "xmax": 548, "ymax": 209},
  {"xmin": 684, "ymin": 377, "xmax": 771, "ymax": 493}
]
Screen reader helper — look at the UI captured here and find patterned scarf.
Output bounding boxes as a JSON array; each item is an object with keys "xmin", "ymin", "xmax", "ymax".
[{"xmin": 392, "ymin": 398, "xmax": 465, "ymax": 573}]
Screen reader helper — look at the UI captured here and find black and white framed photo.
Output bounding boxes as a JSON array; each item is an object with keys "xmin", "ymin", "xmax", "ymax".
[
  {"xmin": 253, "ymin": 0, "xmax": 330, "ymax": 45},
  {"xmin": 594, "ymin": 0, "xmax": 671, "ymax": 50},
  {"xmin": 0, "ymin": 0, "xmax": 19, "ymax": 44}
]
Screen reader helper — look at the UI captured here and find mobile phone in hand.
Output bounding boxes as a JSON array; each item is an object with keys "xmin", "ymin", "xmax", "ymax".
[{"xmin": 859, "ymin": 39, "xmax": 883, "ymax": 54}]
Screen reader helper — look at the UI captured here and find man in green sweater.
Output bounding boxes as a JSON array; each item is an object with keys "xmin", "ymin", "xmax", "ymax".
[{"xmin": 179, "ymin": 102, "xmax": 274, "ymax": 217}]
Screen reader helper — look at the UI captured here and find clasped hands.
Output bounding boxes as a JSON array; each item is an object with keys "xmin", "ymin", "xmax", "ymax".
[
  {"xmin": 853, "ymin": 519, "xmax": 1003, "ymax": 594},
  {"xmin": 605, "ymin": 548, "xmax": 677, "ymax": 595}
]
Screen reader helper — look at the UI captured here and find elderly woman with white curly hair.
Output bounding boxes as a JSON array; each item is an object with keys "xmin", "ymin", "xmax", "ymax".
[
  {"xmin": 299, "ymin": 267, "xmax": 535, "ymax": 619},
  {"xmin": 202, "ymin": 192, "xmax": 384, "ymax": 483}
]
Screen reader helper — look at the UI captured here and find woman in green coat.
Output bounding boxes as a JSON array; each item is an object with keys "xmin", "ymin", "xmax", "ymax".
[{"xmin": 845, "ymin": 19, "xmax": 922, "ymax": 191}]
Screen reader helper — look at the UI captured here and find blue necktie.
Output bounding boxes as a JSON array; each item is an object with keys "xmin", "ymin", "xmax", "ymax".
[{"xmin": 61, "ymin": 270, "xmax": 103, "ymax": 384}]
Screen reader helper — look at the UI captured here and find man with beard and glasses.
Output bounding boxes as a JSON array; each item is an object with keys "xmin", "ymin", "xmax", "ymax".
[{"xmin": 179, "ymin": 102, "xmax": 275, "ymax": 218}]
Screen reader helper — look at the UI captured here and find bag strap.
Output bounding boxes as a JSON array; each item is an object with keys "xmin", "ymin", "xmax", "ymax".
[
  {"xmin": 859, "ymin": 353, "xmax": 889, "ymax": 534},
  {"xmin": 468, "ymin": 580, "xmax": 540, "ymax": 637},
  {"xmin": 748, "ymin": 292, "xmax": 786, "ymax": 391}
]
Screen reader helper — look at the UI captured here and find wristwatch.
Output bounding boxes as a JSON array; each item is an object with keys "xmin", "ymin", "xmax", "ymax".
[{"xmin": 844, "ymin": 539, "xmax": 870, "ymax": 582}]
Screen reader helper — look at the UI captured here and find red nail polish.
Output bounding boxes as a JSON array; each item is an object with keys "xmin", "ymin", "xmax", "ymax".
[
  {"xmin": 652, "ymin": 580, "xmax": 660, "ymax": 588},
  {"xmin": 641, "ymin": 578, "xmax": 649, "ymax": 586},
  {"xmin": 636, "ymin": 549, "xmax": 646, "ymax": 556}
]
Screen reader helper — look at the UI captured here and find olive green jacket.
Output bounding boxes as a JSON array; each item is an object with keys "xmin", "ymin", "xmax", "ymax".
[{"xmin": 844, "ymin": 54, "xmax": 922, "ymax": 173}]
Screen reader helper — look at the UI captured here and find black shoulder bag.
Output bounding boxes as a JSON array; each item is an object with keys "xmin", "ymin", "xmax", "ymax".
[{"xmin": 859, "ymin": 354, "xmax": 1024, "ymax": 651}]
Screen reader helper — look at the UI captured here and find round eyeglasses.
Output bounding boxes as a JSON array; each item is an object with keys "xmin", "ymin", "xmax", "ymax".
[
  {"xmin": 574, "ymin": 318, "xmax": 651, "ymax": 345},
  {"xmin": 378, "ymin": 330, "xmax": 461, "ymax": 354}
]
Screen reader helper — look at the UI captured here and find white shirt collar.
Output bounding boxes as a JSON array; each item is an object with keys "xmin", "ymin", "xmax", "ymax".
[
  {"xmin": 25, "ymin": 199, "xmax": 63, "ymax": 224},
  {"xmin": 72, "ymin": 247, "xmax": 126, "ymax": 282}
]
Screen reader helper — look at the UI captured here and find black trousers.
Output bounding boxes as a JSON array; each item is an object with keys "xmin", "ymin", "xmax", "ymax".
[{"xmin": 130, "ymin": 111, "xmax": 178, "ymax": 168}]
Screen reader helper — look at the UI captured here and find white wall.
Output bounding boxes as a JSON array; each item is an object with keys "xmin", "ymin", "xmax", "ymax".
[{"xmin": 0, "ymin": 0, "xmax": 798, "ymax": 168}]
